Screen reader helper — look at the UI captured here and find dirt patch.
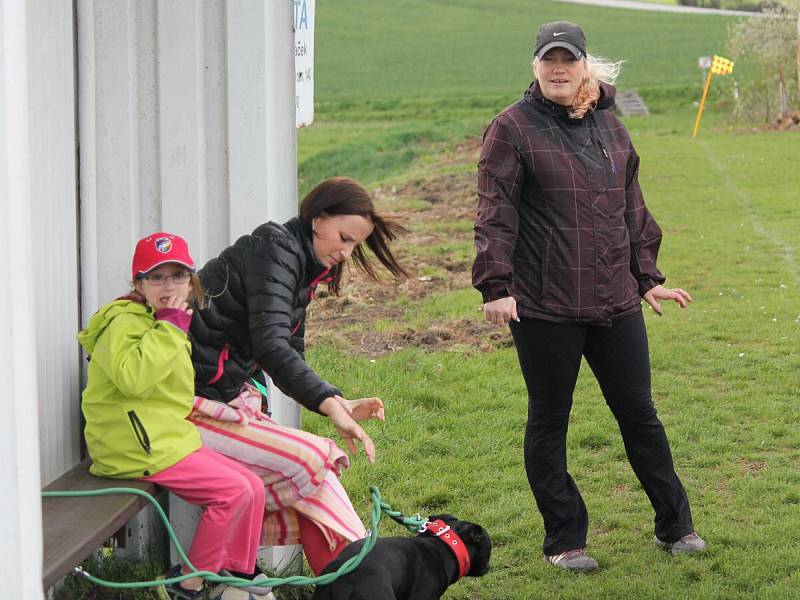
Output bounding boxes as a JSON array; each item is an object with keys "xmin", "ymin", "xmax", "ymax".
[
  {"xmin": 736, "ymin": 459, "xmax": 767, "ymax": 476},
  {"xmin": 305, "ymin": 146, "xmax": 515, "ymax": 357}
]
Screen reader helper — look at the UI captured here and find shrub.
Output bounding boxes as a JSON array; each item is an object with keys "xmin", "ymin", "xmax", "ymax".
[{"xmin": 726, "ymin": 1, "xmax": 800, "ymax": 123}]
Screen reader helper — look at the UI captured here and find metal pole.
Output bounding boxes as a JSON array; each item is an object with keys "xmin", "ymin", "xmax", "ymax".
[{"xmin": 693, "ymin": 69, "xmax": 714, "ymax": 138}]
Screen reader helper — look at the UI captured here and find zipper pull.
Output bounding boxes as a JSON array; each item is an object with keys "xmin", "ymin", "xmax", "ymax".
[{"xmin": 601, "ymin": 145, "xmax": 616, "ymax": 174}]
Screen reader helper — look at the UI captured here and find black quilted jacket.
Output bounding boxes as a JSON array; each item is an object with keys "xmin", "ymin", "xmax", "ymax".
[{"xmin": 190, "ymin": 217, "xmax": 341, "ymax": 413}]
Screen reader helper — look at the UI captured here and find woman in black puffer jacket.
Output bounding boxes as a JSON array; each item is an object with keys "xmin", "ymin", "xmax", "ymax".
[{"xmin": 189, "ymin": 177, "xmax": 406, "ymax": 576}]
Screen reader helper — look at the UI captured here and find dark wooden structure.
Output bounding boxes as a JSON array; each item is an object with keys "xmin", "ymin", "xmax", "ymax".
[{"xmin": 41, "ymin": 460, "xmax": 158, "ymax": 589}]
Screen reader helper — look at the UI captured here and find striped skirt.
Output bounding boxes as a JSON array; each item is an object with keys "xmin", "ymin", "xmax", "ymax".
[{"xmin": 190, "ymin": 388, "xmax": 367, "ymax": 549}]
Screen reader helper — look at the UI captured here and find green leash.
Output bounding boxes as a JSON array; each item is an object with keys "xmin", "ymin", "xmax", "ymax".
[
  {"xmin": 43, "ymin": 485, "xmax": 424, "ymax": 592},
  {"xmin": 249, "ymin": 377, "xmax": 269, "ymax": 400}
]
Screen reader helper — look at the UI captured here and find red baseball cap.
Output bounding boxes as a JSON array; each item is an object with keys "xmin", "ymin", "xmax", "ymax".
[{"xmin": 131, "ymin": 232, "xmax": 195, "ymax": 280}]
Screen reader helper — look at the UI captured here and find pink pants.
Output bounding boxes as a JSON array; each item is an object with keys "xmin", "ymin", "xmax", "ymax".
[{"xmin": 142, "ymin": 446, "xmax": 266, "ymax": 573}]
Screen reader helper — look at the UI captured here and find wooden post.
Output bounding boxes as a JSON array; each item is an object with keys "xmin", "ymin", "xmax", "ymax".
[
  {"xmin": 796, "ymin": 13, "xmax": 799, "ymax": 108},
  {"xmin": 779, "ymin": 66, "xmax": 786, "ymax": 120},
  {"xmin": 692, "ymin": 68, "xmax": 714, "ymax": 139}
]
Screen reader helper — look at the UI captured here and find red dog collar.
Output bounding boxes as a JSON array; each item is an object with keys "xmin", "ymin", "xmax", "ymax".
[{"xmin": 419, "ymin": 519, "xmax": 471, "ymax": 579}]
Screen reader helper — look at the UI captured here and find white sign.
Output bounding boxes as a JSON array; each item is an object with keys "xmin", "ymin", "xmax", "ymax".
[
  {"xmin": 698, "ymin": 56, "xmax": 712, "ymax": 69},
  {"xmin": 294, "ymin": 0, "xmax": 315, "ymax": 128}
]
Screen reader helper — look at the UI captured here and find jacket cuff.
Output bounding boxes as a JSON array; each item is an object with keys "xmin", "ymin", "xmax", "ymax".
[
  {"xmin": 638, "ymin": 278, "xmax": 660, "ymax": 297},
  {"xmin": 155, "ymin": 308, "xmax": 191, "ymax": 333},
  {"xmin": 479, "ymin": 282, "xmax": 511, "ymax": 304},
  {"xmin": 308, "ymin": 386, "xmax": 342, "ymax": 414}
]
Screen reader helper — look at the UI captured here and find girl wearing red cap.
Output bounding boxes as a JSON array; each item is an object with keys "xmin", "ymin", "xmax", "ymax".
[{"xmin": 78, "ymin": 233, "xmax": 269, "ymax": 599}]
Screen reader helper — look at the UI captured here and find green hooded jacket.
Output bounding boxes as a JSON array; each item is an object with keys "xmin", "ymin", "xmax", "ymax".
[{"xmin": 77, "ymin": 299, "xmax": 201, "ymax": 478}]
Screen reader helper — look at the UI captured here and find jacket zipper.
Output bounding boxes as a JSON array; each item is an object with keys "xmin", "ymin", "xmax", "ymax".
[
  {"xmin": 127, "ymin": 410, "xmax": 152, "ymax": 456},
  {"xmin": 591, "ymin": 119, "xmax": 616, "ymax": 185},
  {"xmin": 599, "ymin": 142, "xmax": 616, "ymax": 175},
  {"xmin": 207, "ymin": 343, "xmax": 230, "ymax": 384},
  {"xmin": 307, "ymin": 267, "xmax": 333, "ymax": 301},
  {"xmin": 602, "ymin": 143, "xmax": 615, "ymax": 193},
  {"xmin": 290, "ymin": 268, "xmax": 334, "ymax": 335}
]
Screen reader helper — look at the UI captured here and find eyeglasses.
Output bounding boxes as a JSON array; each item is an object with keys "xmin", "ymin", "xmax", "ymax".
[{"xmin": 141, "ymin": 271, "xmax": 192, "ymax": 286}]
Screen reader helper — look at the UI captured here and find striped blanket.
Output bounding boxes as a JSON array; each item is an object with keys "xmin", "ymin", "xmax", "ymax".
[{"xmin": 191, "ymin": 386, "xmax": 366, "ymax": 549}]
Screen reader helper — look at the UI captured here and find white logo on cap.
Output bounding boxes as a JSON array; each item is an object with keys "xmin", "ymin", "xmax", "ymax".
[{"xmin": 553, "ymin": 32, "xmax": 567, "ymax": 36}]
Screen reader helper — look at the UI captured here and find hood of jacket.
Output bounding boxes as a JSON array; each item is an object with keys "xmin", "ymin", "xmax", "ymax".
[
  {"xmin": 523, "ymin": 80, "xmax": 616, "ymax": 120},
  {"xmin": 78, "ymin": 297, "xmax": 150, "ymax": 355}
]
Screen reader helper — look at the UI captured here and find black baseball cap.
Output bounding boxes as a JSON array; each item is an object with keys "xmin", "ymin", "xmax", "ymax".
[{"xmin": 534, "ymin": 21, "xmax": 587, "ymax": 59}]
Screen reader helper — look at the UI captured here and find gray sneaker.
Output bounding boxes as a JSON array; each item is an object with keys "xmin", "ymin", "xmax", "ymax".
[
  {"xmin": 544, "ymin": 548, "xmax": 599, "ymax": 572},
  {"xmin": 219, "ymin": 570, "xmax": 275, "ymax": 598},
  {"xmin": 654, "ymin": 532, "xmax": 707, "ymax": 555}
]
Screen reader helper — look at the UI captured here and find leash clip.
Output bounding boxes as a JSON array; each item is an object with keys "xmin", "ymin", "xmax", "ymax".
[{"xmin": 418, "ymin": 519, "xmax": 451, "ymax": 537}]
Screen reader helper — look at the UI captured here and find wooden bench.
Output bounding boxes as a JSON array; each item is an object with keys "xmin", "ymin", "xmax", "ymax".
[{"xmin": 41, "ymin": 460, "xmax": 158, "ymax": 589}]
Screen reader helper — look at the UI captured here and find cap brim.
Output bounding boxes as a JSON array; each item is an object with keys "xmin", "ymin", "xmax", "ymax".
[
  {"xmin": 135, "ymin": 260, "xmax": 196, "ymax": 277},
  {"xmin": 535, "ymin": 41, "xmax": 583, "ymax": 59}
]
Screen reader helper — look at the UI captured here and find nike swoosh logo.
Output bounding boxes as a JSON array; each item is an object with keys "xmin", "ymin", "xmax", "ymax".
[{"xmin": 553, "ymin": 32, "xmax": 567, "ymax": 36}]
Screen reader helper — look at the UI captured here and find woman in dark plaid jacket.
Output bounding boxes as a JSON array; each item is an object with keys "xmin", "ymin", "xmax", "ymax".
[{"xmin": 472, "ymin": 21, "xmax": 706, "ymax": 572}]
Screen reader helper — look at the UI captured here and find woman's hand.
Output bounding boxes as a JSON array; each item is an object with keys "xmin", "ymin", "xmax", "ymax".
[
  {"xmin": 319, "ymin": 397, "xmax": 377, "ymax": 463},
  {"xmin": 335, "ymin": 395, "xmax": 385, "ymax": 422},
  {"xmin": 643, "ymin": 285, "xmax": 692, "ymax": 316},
  {"xmin": 483, "ymin": 296, "xmax": 519, "ymax": 325}
]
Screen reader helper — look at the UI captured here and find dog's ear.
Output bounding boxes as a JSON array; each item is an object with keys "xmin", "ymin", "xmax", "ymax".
[
  {"xmin": 463, "ymin": 524, "xmax": 492, "ymax": 577},
  {"xmin": 427, "ymin": 514, "xmax": 456, "ymax": 524}
]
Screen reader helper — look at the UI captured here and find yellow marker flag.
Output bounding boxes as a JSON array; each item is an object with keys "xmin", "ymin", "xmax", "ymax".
[
  {"xmin": 692, "ymin": 54, "xmax": 735, "ymax": 138},
  {"xmin": 710, "ymin": 55, "xmax": 734, "ymax": 76}
]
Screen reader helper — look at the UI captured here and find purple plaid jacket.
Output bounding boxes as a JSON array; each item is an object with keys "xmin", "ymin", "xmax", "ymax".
[{"xmin": 472, "ymin": 81, "xmax": 665, "ymax": 325}]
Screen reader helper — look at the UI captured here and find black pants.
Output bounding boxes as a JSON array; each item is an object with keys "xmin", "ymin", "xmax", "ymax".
[{"xmin": 509, "ymin": 310, "xmax": 694, "ymax": 556}]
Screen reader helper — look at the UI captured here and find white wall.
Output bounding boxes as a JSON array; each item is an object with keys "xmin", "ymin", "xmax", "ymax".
[
  {"xmin": 0, "ymin": 1, "xmax": 301, "ymax": 591},
  {"xmin": 77, "ymin": 0, "xmax": 298, "ymax": 307},
  {"xmin": 29, "ymin": 0, "xmax": 81, "ymax": 487},
  {"xmin": 0, "ymin": 2, "xmax": 45, "ymax": 598},
  {"xmin": 76, "ymin": 0, "xmax": 300, "ymax": 567}
]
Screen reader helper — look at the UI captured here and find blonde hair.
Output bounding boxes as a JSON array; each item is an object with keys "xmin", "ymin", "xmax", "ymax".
[{"xmin": 533, "ymin": 53, "xmax": 623, "ymax": 119}]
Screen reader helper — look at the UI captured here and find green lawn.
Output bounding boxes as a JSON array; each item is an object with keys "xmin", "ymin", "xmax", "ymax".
[
  {"xmin": 297, "ymin": 2, "xmax": 800, "ymax": 598},
  {"xmin": 313, "ymin": 0, "xmax": 739, "ymax": 100},
  {"xmin": 304, "ymin": 122, "xmax": 800, "ymax": 598},
  {"xmin": 299, "ymin": 0, "xmax": 744, "ymax": 195}
]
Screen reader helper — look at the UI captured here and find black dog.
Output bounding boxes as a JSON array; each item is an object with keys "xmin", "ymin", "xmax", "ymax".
[{"xmin": 312, "ymin": 514, "xmax": 491, "ymax": 600}]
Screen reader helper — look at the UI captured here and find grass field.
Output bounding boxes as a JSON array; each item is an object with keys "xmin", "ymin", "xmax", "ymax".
[
  {"xmin": 301, "ymin": 118, "xmax": 800, "ymax": 598},
  {"xmin": 296, "ymin": 2, "xmax": 800, "ymax": 599},
  {"xmin": 312, "ymin": 0, "xmax": 738, "ymax": 99},
  {"xmin": 298, "ymin": 0, "xmax": 746, "ymax": 195}
]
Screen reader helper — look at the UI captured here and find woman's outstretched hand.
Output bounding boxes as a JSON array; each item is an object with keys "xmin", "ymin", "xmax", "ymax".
[
  {"xmin": 319, "ymin": 396, "xmax": 377, "ymax": 464},
  {"xmin": 335, "ymin": 395, "xmax": 385, "ymax": 422},
  {"xmin": 643, "ymin": 285, "xmax": 693, "ymax": 316}
]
